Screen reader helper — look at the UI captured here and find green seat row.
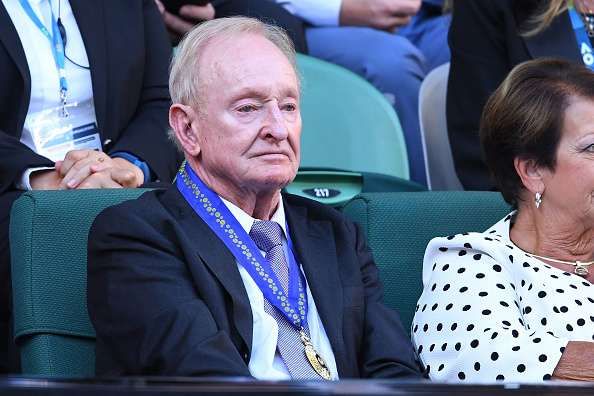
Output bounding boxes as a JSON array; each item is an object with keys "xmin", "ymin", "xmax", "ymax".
[{"xmin": 10, "ymin": 189, "xmax": 509, "ymax": 377}]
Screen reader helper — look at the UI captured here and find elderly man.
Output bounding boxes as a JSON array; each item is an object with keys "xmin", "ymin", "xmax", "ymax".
[{"xmin": 87, "ymin": 17, "xmax": 421, "ymax": 379}]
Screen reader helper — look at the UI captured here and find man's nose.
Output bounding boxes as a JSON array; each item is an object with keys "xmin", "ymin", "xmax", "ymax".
[{"xmin": 262, "ymin": 105, "xmax": 289, "ymax": 140}]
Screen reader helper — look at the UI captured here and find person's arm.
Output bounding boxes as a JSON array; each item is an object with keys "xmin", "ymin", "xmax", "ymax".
[
  {"xmin": 87, "ymin": 200, "xmax": 252, "ymax": 376},
  {"xmin": 349, "ymin": 221, "xmax": 422, "ymax": 378},
  {"xmin": 339, "ymin": 0, "xmax": 421, "ymax": 30},
  {"xmin": 0, "ymin": 130, "xmax": 54, "ymax": 193},
  {"xmin": 107, "ymin": 0, "xmax": 179, "ymax": 183},
  {"xmin": 155, "ymin": 0, "xmax": 215, "ymax": 38},
  {"xmin": 413, "ymin": 236, "xmax": 566, "ymax": 382},
  {"xmin": 279, "ymin": 0, "xmax": 421, "ymax": 30},
  {"xmin": 19, "ymin": 167, "xmax": 59, "ymax": 190},
  {"xmin": 553, "ymin": 342, "xmax": 594, "ymax": 381},
  {"xmin": 447, "ymin": 0, "xmax": 510, "ymax": 190},
  {"xmin": 277, "ymin": 0, "xmax": 342, "ymax": 26}
]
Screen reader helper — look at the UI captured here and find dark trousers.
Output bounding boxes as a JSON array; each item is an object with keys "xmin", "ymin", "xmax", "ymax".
[{"xmin": 0, "ymin": 190, "xmax": 23, "ymax": 373}]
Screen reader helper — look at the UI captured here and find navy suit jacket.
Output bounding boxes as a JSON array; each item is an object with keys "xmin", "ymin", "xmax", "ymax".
[
  {"xmin": 0, "ymin": 0, "xmax": 180, "ymax": 194},
  {"xmin": 87, "ymin": 186, "xmax": 422, "ymax": 378}
]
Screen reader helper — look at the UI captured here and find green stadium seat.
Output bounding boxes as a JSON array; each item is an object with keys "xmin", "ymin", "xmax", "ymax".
[
  {"xmin": 341, "ymin": 191, "xmax": 510, "ymax": 334},
  {"xmin": 10, "ymin": 188, "xmax": 509, "ymax": 375},
  {"xmin": 290, "ymin": 54, "xmax": 411, "ymax": 204},
  {"xmin": 10, "ymin": 189, "xmax": 150, "ymax": 376}
]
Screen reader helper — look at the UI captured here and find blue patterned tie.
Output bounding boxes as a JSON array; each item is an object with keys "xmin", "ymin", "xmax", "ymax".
[{"xmin": 249, "ymin": 220, "xmax": 321, "ymax": 379}]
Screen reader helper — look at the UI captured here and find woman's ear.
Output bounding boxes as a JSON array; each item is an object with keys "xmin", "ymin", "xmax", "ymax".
[
  {"xmin": 169, "ymin": 104, "xmax": 201, "ymax": 157},
  {"xmin": 514, "ymin": 157, "xmax": 545, "ymax": 195}
]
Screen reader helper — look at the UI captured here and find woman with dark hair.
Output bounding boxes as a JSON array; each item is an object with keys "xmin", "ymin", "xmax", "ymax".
[
  {"xmin": 448, "ymin": 0, "xmax": 592, "ymax": 190},
  {"xmin": 413, "ymin": 58, "xmax": 594, "ymax": 382}
]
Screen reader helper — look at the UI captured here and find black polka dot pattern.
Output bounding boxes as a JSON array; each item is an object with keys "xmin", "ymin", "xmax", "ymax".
[{"xmin": 412, "ymin": 213, "xmax": 590, "ymax": 383}]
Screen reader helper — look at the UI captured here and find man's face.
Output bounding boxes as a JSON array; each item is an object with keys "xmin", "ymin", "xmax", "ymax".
[{"xmin": 190, "ymin": 33, "xmax": 301, "ymax": 196}]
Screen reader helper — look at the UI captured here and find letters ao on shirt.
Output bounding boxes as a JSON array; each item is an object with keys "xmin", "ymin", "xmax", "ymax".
[
  {"xmin": 581, "ymin": 42, "xmax": 594, "ymax": 67},
  {"xmin": 569, "ymin": 7, "xmax": 594, "ymax": 69}
]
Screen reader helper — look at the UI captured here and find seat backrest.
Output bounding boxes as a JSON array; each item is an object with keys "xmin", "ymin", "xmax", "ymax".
[
  {"xmin": 418, "ymin": 63, "xmax": 463, "ymax": 191},
  {"xmin": 297, "ymin": 54, "xmax": 409, "ymax": 180},
  {"xmin": 285, "ymin": 169, "xmax": 425, "ymax": 207},
  {"xmin": 10, "ymin": 189, "xmax": 150, "ymax": 377},
  {"xmin": 341, "ymin": 191, "xmax": 510, "ymax": 334}
]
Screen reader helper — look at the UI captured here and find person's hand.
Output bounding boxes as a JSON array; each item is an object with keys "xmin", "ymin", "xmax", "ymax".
[
  {"xmin": 57, "ymin": 150, "xmax": 117, "ymax": 189},
  {"xmin": 155, "ymin": 0, "xmax": 215, "ymax": 38},
  {"xmin": 339, "ymin": 0, "xmax": 421, "ymax": 31},
  {"xmin": 101, "ymin": 157, "xmax": 145, "ymax": 188},
  {"xmin": 57, "ymin": 150, "xmax": 144, "ymax": 189},
  {"xmin": 75, "ymin": 167, "xmax": 139, "ymax": 189},
  {"xmin": 29, "ymin": 169, "xmax": 63, "ymax": 190}
]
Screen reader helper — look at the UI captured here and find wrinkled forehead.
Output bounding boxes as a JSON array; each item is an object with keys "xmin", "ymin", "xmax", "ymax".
[{"xmin": 196, "ymin": 33, "xmax": 300, "ymax": 96}]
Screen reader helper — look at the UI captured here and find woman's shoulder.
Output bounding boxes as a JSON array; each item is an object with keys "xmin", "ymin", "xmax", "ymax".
[
  {"xmin": 425, "ymin": 212, "xmax": 514, "ymax": 256},
  {"xmin": 419, "ymin": 213, "xmax": 519, "ymax": 287}
]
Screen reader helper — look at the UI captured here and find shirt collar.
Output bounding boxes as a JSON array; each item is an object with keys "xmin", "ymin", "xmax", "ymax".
[
  {"xmin": 485, "ymin": 210, "xmax": 516, "ymax": 242},
  {"xmin": 220, "ymin": 194, "xmax": 288, "ymax": 238}
]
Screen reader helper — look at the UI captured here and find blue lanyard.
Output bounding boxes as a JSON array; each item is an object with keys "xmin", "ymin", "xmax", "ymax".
[
  {"xmin": 569, "ymin": 7, "xmax": 594, "ymax": 70},
  {"xmin": 18, "ymin": 0, "xmax": 69, "ymax": 100},
  {"xmin": 176, "ymin": 162, "xmax": 310, "ymax": 331}
]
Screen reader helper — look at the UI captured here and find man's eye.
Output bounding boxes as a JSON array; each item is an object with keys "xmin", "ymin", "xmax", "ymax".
[
  {"xmin": 585, "ymin": 144, "xmax": 594, "ymax": 152},
  {"xmin": 237, "ymin": 105, "xmax": 257, "ymax": 113},
  {"xmin": 282, "ymin": 103, "xmax": 297, "ymax": 112}
]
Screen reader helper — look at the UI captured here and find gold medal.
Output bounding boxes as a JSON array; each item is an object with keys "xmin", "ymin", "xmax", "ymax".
[{"xmin": 300, "ymin": 329, "xmax": 332, "ymax": 380}]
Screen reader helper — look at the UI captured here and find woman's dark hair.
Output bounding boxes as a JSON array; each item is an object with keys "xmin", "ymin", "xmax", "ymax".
[{"xmin": 480, "ymin": 58, "xmax": 594, "ymax": 206}]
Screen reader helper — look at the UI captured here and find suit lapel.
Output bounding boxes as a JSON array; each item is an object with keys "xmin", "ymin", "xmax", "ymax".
[
  {"xmin": 70, "ymin": 0, "xmax": 108, "ymax": 134},
  {"xmin": 0, "ymin": 3, "xmax": 30, "ymax": 105},
  {"xmin": 523, "ymin": 10, "xmax": 581, "ymax": 63},
  {"xmin": 284, "ymin": 199, "xmax": 346, "ymax": 373},
  {"xmin": 165, "ymin": 188, "xmax": 254, "ymax": 354}
]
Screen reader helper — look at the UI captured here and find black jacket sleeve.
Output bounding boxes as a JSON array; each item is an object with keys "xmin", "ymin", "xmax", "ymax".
[{"xmin": 0, "ymin": 132, "xmax": 53, "ymax": 192}]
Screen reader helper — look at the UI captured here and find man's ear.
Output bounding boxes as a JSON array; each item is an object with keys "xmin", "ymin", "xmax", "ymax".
[
  {"xmin": 169, "ymin": 104, "xmax": 201, "ymax": 157},
  {"xmin": 514, "ymin": 156, "xmax": 545, "ymax": 195}
]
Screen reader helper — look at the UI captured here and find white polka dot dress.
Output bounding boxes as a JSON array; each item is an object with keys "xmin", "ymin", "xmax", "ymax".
[{"xmin": 412, "ymin": 212, "xmax": 594, "ymax": 383}]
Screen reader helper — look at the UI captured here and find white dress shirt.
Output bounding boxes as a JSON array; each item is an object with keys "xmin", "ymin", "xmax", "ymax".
[
  {"xmin": 221, "ymin": 195, "xmax": 339, "ymax": 380},
  {"xmin": 3, "ymin": 0, "xmax": 96, "ymax": 189},
  {"xmin": 276, "ymin": 0, "xmax": 342, "ymax": 26}
]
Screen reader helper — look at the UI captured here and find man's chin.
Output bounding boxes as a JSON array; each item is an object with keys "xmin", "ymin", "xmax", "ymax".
[{"xmin": 249, "ymin": 172, "xmax": 296, "ymax": 193}]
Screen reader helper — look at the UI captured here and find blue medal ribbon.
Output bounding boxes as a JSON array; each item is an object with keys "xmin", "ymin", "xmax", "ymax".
[
  {"xmin": 569, "ymin": 7, "xmax": 594, "ymax": 71},
  {"xmin": 18, "ymin": 0, "xmax": 69, "ymax": 106},
  {"xmin": 176, "ymin": 161, "xmax": 309, "ymax": 330}
]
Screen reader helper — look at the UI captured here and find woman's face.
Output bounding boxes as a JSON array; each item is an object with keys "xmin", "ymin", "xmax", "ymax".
[{"xmin": 541, "ymin": 97, "xmax": 594, "ymax": 226}]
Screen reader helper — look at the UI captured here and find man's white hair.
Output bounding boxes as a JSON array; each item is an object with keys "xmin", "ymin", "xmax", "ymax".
[{"xmin": 168, "ymin": 17, "xmax": 299, "ymax": 150}]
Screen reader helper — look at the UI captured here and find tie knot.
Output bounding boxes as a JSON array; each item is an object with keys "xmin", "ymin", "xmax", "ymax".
[{"xmin": 249, "ymin": 220, "xmax": 283, "ymax": 253}]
